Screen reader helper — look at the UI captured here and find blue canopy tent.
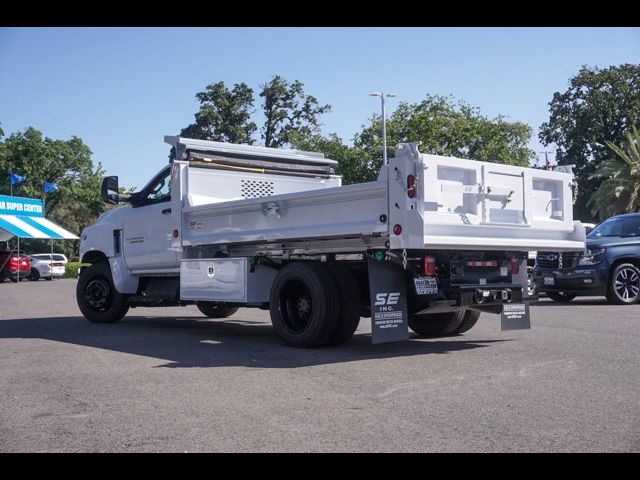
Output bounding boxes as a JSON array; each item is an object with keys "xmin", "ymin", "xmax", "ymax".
[{"xmin": 0, "ymin": 195, "xmax": 78, "ymax": 281}]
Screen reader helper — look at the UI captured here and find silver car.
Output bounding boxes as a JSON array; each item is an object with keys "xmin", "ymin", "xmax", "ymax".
[{"xmin": 28, "ymin": 253, "xmax": 68, "ymax": 281}]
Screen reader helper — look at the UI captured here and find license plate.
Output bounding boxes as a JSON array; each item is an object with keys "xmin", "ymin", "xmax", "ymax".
[
  {"xmin": 544, "ymin": 277, "xmax": 555, "ymax": 286},
  {"xmin": 414, "ymin": 276, "xmax": 438, "ymax": 295}
]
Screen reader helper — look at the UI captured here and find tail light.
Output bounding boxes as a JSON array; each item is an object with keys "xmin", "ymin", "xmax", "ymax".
[
  {"xmin": 424, "ymin": 256, "xmax": 437, "ymax": 276},
  {"xmin": 510, "ymin": 257, "xmax": 520, "ymax": 274},
  {"xmin": 393, "ymin": 224, "xmax": 402, "ymax": 235},
  {"xmin": 407, "ymin": 175, "xmax": 416, "ymax": 198},
  {"xmin": 9, "ymin": 256, "xmax": 18, "ymax": 269}
]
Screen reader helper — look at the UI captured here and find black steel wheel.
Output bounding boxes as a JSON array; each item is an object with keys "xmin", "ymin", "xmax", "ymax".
[
  {"xmin": 76, "ymin": 262, "xmax": 129, "ymax": 323},
  {"xmin": 269, "ymin": 262, "xmax": 340, "ymax": 348}
]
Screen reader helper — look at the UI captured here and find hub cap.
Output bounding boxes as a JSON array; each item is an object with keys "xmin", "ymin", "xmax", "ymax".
[
  {"xmin": 281, "ymin": 280, "xmax": 313, "ymax": 334},
  {"xmin": 614, "ymin": 267, "xmax": 640, "ymax": 302},
  {"xmin": 84, "ymin": 278, "xmax": 112, "ymax": 311}
]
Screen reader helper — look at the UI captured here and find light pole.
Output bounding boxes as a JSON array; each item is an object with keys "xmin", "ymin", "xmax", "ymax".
[{"xmin": 369, "ymin": 92, "xmax": 396, "ymax": 165}]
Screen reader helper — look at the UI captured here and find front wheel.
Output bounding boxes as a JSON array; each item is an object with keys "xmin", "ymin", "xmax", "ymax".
[
  {"xmin": 196, "ymin": 302, "xmax": 239, "ymax": 318},
  {"xmin": 607, "ymin": 263, "xmax": 640, "ymax": 305},
  {"xmin": 547, "ymin": 291, "xmax": 576, "ymax": 303},
  {"xmin": 76, "ymin": 262, "xmax": 129, "ymax": 323}
]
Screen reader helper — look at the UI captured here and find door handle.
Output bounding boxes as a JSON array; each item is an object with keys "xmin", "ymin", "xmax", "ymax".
[{"xmin": 162, "ymin": 208, "xmax": 171, "ymax": 215}]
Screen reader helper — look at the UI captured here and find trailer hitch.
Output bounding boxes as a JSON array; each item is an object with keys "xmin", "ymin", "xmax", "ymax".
[{"xmin": 474, "ymin": 288, "xmax": 512, "ymax": 304}]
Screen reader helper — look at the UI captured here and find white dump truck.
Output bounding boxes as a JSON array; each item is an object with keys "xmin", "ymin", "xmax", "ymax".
[{"xmin": 76, "ymin": 136, "xmax": 586, "ymax": 347}]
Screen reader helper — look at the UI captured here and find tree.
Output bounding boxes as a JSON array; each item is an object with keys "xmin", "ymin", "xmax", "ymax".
[
  {"xmin": 539, "ymin": 64, "xmax": 640, "ymax": 221},
  {"xmin": 345, "ymin": 95, "xmax": 535, "ymax": 183},
  {"xmin": 180, "ymin": 81, "xmax": 257, "ymax": 144},
  {"xmin": 180, "ymin": 76, "xmax": 331, "ymax": 151},
  {"xmin": 588, "ymin": 126, "xmax": 640, "ymax": 220},
  {"xmin": 289, "ymin": 133, "xmax": 368, "ymax": 185},
  {"xmin": 0, "ymin": 127, "xmax": 105, "ymax": 257},
  {"xmin": 260, "ymin": 76, "xmax": 331, "ymax": 148}
]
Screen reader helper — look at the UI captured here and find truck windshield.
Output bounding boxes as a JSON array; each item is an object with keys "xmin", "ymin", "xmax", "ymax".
[{"xmin": 588, "ymin": 216, "xmax": 640, "ymax": 238}]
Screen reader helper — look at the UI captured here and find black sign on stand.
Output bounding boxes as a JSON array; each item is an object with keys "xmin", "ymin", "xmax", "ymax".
[
  {"xmin": 367, "ymin": 259, "xmax": 410, "ymax": 344},
  {"xmin": 501, "ymin": 303, "xmax": 531, "ymax": 330}
]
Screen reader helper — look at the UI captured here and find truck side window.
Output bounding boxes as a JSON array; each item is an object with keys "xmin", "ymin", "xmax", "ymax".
[{"xmin": 142, "ymin": 169, "xmax": 171, "ymax": 205}]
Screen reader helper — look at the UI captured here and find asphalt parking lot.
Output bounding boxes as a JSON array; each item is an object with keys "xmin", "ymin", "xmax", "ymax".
[{"xmin": 0, "ymin": 278, "xmax": 638, "ymax": 452}]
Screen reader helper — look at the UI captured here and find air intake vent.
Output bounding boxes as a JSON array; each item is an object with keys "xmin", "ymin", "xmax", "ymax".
[{"xmin": 241, "ymin": 179, "xmax": 275, "ymax": 199}]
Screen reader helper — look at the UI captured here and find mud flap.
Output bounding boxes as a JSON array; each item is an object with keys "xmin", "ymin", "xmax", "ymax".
[
  {"xmin": 501, "ymin": 303, "xmax": 531, "ymax": 330},
  {"xmin": 367, "ymin": 259, "xmax": 410, "ymax": 344}
]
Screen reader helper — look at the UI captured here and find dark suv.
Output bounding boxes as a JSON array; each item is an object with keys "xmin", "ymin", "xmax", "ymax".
[{"xmin": 534, "ymin": 213, "xmax": 640, "ymax": 304}]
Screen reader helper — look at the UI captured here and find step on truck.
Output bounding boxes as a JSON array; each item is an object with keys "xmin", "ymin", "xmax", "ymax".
[{"xmin": 77, "ymin": 136, "xmax": 586, "ymax": 347}]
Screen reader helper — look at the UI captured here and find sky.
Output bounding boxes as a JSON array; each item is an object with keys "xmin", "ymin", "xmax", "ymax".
[{"xmin": 0, "ymin": 27, "xmax": 639, "ymax": 189}]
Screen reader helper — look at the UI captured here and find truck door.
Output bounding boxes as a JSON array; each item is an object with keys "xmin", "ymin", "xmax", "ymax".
[{"xmin": 122, "ymin": 167, "xmax": 179, "ymax": 272}]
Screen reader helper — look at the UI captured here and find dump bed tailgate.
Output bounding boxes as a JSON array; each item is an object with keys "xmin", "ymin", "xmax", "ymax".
[{"xmin": 388, "ymin": 143, "xmax": 586, "ymax": 251}]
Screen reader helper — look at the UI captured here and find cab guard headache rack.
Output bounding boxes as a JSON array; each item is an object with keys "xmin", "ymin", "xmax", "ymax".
[{"xmin": 164, "ymin": 136, "xmax": 337, "ymax": 177}]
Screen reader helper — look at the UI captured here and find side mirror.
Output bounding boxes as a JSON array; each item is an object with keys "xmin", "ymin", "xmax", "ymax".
[{"xmin": 101, "ymin": 176, "xmax": 119, "ymax": 205}]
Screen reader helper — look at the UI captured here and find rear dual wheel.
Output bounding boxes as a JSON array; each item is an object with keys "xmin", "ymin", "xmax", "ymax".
[
  {"xmin": 408, "ymin": 309, "xmax": 480, "ymax": 337},
  {"xmin": 269, "ymin": 262, "xmax": 360, "ymax": 348}
]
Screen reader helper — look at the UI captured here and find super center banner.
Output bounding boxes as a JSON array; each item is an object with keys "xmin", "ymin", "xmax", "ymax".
[{"xmin": 0, "ymin": 195, "xmax": 44, "ymax": 217}]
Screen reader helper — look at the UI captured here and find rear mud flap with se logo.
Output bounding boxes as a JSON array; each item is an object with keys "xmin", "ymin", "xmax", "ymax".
[{"xmin": 367, "ymin": 259, "xmax": 410, "ymax": 344}]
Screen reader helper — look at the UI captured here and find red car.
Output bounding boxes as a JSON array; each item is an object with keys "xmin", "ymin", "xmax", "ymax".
[{"xmin": 0, "ymin": 250, "xmax": 31, "ymax": 282}]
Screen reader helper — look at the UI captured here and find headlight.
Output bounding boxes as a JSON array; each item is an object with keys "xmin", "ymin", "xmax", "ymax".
[{"xmin": 578, "ymin": 248, "xmax": 605, "ymax": 266}]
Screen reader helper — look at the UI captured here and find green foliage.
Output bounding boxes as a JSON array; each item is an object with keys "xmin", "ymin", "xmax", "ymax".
[
  {"xmin": 260, "ymin": 75, "xmax": 331, "ymax": 148},
  {"xmin": 63, "ymin": 262, "xmax": 90, "ymax": 279},
  {"xmin": 588, "ymin": 126, "xmax": 640, "ymax": 220},
  {"xmin": 293, "ymin": 95, "xmax": 535, "ymax": 185},
  {"xmin": 289, "ymin": 133, "xmax": 369, "ymax": 185},
  {"xmin": 181, "ymin": 76, "xmax": 331, "ymax": 149},
  {"xmin": 0, "ymin": 126, "xmax": 105, "ymax": 258},
  {"xmin": 180, "ymin": 81, "xmax": 256, "ymax": 144},
  {"xmin": 539, "ymin": 64, "xmax": 640, "ymax": 221}
]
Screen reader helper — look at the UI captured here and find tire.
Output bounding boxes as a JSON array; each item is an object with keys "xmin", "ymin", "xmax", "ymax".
[
  {"xmin": 29, "ymin": 268, "xmax": 40, "ymax": 281},
  {"xmin": 547, "ymin": 291, "xmax": 577, "ymax": 303},
  {"xmin": 452, "ymin": 310, "xmax": 481, "ymax": 335},
  {"xmin": 76, "ymin": 262, "xmax": 129, "ymax": 323},
  {"xmin": 324, "ymin": 263, "xmax": 361, "ymax": 346},
  {"xmin": 269, "ymin": 262, "xmax": 340, "ymax": 348},
  {"xmin": 606, "ymin": 263, "xmax": 640, "ymax": 305},
  {"xmin": 196, "ymin": 302, "xmax": 239, "ymax": 318},
  {"xmin": 408, "ymin": 310, "xmax": 466, "ymax": 337}
]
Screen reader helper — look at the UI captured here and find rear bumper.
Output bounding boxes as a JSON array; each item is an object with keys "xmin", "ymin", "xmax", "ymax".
[
  {"xmin": 3, "ymin": 269, "xmax": 31, "ymax": 279},
  {"xmin": 410, "ymin": 283, "xmax": 525, "ymax": 315},
  {"xmin": 533, "ymin": 263, "xmax": 609, "ymax": 295}
]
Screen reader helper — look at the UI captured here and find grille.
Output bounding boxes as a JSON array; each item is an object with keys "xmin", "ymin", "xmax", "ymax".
[
  {"xmin": 536, "ymin": 251, "xmax": 581, "ymax": 269},
  {"xmin": 240, "ymin": 179, "xmax": 275, "ymax": 199}
]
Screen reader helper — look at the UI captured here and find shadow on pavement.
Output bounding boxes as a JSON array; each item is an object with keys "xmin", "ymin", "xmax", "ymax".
[{"xmin": 0, "ymin": 315, "xmax": 508, "ymax": 369}]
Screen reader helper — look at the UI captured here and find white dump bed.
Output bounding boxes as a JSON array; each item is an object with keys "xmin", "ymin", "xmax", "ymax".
[
  {"xmin": 168, "ymin": 137, "xmax": 585, "ymax": 253},
  {"xmin": 388, "ymin": 143, "xmax": 585, "ymax": 251}
]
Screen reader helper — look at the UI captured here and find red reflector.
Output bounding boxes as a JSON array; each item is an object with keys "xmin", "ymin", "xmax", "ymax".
[
  {"xmin": 424, "ymin": 256, "xmax": 437, "ymax": 276},
  {"xmin": 393, "ymin": 224, "xmax": 402, "ymax": 235},
  {"xmin": 510, "ymin": 257, "xmax": 520, "ymax": 274},
  {"xmin": 407, "ymin": 175, "xmax": 416, "ymax": 199}
]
